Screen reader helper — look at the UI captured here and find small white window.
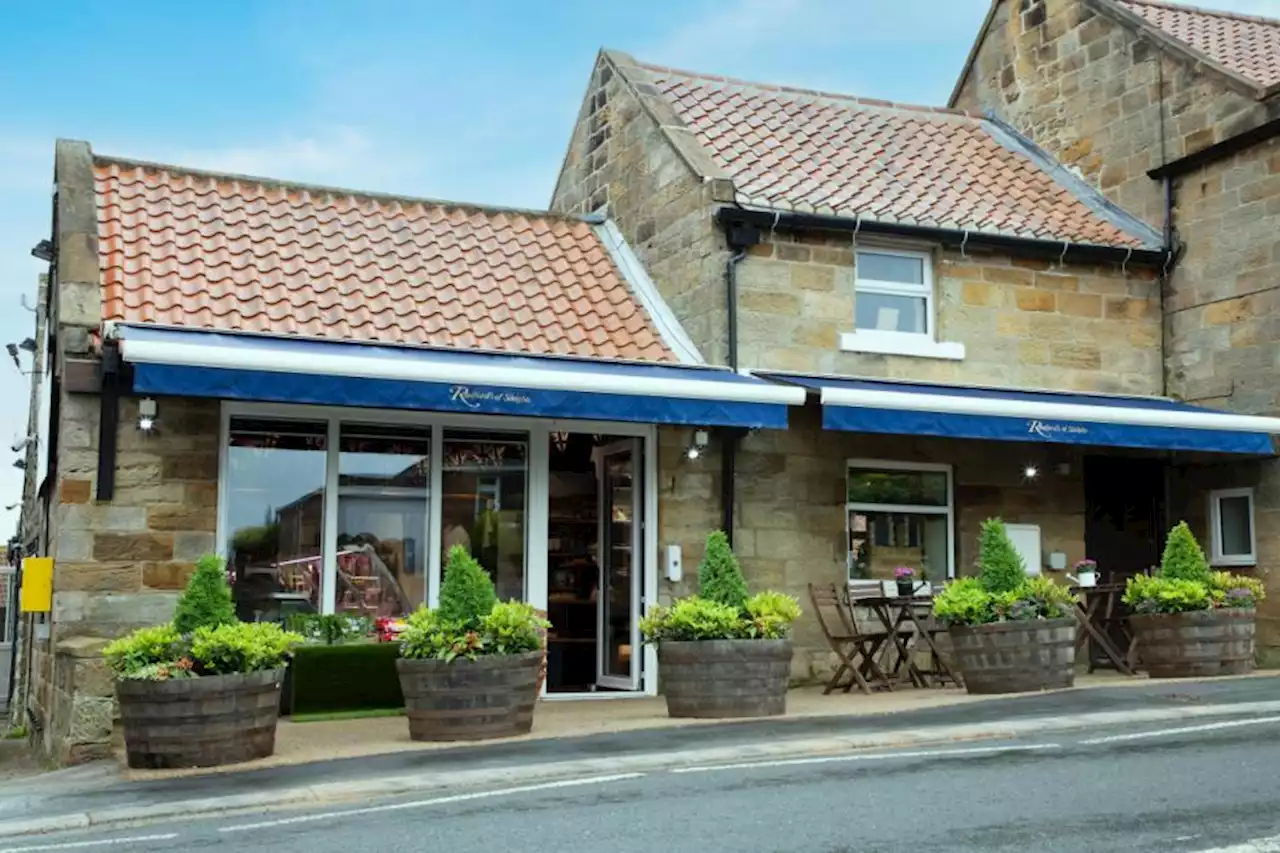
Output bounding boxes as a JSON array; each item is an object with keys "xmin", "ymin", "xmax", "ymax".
[
  {"xmin": 1209, "ymin": 487, "xmax": 1256, "ymax": 566},
  {"xmin": 841, "ymin": 248, "xmax": 964, "ymax": 360}
]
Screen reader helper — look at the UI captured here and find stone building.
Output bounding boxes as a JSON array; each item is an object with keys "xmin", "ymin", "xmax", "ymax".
[
  {"xmin": 950, "ymin": 0, "xmax": 1280, "ymax": 656},
  {"xmin": 550, "ymin": 48, "xmax": 1280, "ymax": 675}
]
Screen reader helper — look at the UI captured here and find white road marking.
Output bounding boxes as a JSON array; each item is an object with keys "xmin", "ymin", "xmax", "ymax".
[
  {"xmin": 219, "ymin": 773, "xmax": 646, "ymax": 833},
  {"xmin": 1193, "ymin": 834, "xmax": 1280, "ymax": 852},
  {"xmin": 0, "ymin": 834, "xmax": 179, "ymax": 853},
  {"xmin": 1078, "ymin": 715, "xmax": 1280, "ymax": 745},
  {"xmin": 669, "ymin": 743, "xmax": 1061, "ymax": 774}
]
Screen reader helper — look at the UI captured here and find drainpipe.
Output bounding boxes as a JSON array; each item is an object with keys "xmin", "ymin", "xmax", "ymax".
[{"xmin": 719, "ymin": 222, "xmax": 762, "ymax": 547}]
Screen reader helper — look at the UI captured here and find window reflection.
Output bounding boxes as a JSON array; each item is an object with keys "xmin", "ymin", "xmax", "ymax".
[
  {"xmin": 337, "ymin": 424, "xmax": 430, "ymax": 617},
  {"xmin": 226, "ymin": 419, "xmax": 327, "ymax": 621},
  {"xmin": 441, "ymin": 430, "xmax": 527, "ymax": 601}
]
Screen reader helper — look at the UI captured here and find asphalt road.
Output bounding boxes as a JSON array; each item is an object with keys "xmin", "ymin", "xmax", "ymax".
[{"xmin": 10, "ymin": 717, "xmax": 1280, "ymax": 853}]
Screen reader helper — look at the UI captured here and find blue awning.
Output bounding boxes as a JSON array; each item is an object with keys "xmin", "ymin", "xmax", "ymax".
[
  {"xmin": 117, "ymin": 326, "xmax": 804, "ymax": 429},
  {"xmin": 765, "ymin": 374, "xmax": 1280, "ymax": 455}
]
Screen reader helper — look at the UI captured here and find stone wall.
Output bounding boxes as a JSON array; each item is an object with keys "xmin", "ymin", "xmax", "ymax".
[
  {"xmin": 736, "ymin": 229, "xmax": 1162, "ymax": 393},
  {"xmin": 550, "ymin": 51, "xmax": 732, "ymax": 363},
  {"xmin": 952, "ymin": 0, "xmax": 1272, "ymax": 228}
]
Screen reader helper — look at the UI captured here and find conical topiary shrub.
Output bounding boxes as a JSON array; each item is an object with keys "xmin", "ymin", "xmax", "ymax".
[
  {"xmin": 1158, "ymin": 521, "xmax": 1212, "ymax": 585},
  {"xmin": 437, "ymin": 545, "xmax": 498, "ymax": 628},
  {"xmin": 978, "ymin": 518, "xmax": 1026, "ymax": 594},
  {"xmin": 698, "ymin": 530, "xmax": 749, "ymax": 612},
  {"xmin": 172, "ymin": 553, "xmax": 236, "ymax": 634}
]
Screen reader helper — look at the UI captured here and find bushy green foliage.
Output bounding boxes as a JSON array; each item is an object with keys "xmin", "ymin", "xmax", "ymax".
[
  {"xmin": 119, "ymin": 661, "xmax": 196, "ymax": 682},
  {"xmin": 932, "ymin": 578, "xmax": 994, "ymax": 626},
  {"xmin": 698, "ymin": 530, "xmax": 749, "ymax": 612},
  {"xmin": 103, "ymin": 624, "xmax": 185, "ymax": 678},
  {"xmin": 1209, "ymin": 571, "xmax": 1266, "ymax": 609},
  {"xmin": 172, "ymin": 554, "xmax": 236, "ymax": 635},
  {"xmin": 1122, "ymin": 574, "xmax": 1212, "ymax": 615},
  {"xmin": 189, "ymin": 622, "xmax": 304, "ymax": 674},
  {"xmin": 288, "ymin": 613, "xmax": 372, "ymax": 645},
  {"xmin": 638, "ymin": 597, "xmax": 745, "ymax": 642},
  {"xmin": 933, "ymin": 575, "xmax": 1078, "ymax": 627},
  {"xmin": 398, "ymin": 600, "xmax": 548, "ymax": 662},
  {"xmin": 978, "ymin": 518, "xmax": 1027, "ymax": 594},
  {"xmin": 437, "ymin": 546, "xmax": 498, "ymax": 629},
  {"xmin": 743, "ymin": 591, "xmax": 802, "ymax": 639},
  {"xmin": 1158, "ymin": 521, "xmax": 1212, "ymax": 585}
]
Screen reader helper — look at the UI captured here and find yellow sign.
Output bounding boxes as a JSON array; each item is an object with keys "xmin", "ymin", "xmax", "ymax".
[{"xmin": 19, "ymin": 557, "xmax": 53, "ymax": 613}]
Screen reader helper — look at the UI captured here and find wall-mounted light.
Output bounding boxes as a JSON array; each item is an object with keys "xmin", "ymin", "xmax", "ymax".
[
  {"xmin": 12, "ymin": 459, "xmax": 25, "ymax": 470},
  {"xmin": 138, "ymin": 398, "xmax": 158, "ymax": 432},
  {"xmin": 18, "ymin": 338, "xmax": 35, "ymax": 353},
  {"xmin": 1023, "ymin": 465, "xmax": 1039, "ymax": 480},
  {"xmin": 30, "ymin": 240, "xmax": 53, "ymax": 262},
  {"xmin": 686, "ymin": 429, "xmax": 710, "ymax": 460}
]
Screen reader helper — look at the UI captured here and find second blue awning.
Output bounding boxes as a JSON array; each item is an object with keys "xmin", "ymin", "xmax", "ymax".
[
  {"xmin": 765, "ymin": 374, "xmax": 1280, "ymax": 455},
  {"xmin": 117, "ymin": 325, "xmax": 804, "ymax": 429}
]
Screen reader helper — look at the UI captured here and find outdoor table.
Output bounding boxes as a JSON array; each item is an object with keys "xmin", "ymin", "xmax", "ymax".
[
  {"xmin": 1070, "ymin": 582, "xmax": 1136, "ymax": 675},
  {"xmin": 856, "ymin": 595, "xmax": 958, "ymax": 689}
]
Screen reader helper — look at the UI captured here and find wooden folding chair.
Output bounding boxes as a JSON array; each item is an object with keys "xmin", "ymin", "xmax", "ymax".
[{"xmin": 808, "ymin": 583, "xmax": 893, "ymax": 695}]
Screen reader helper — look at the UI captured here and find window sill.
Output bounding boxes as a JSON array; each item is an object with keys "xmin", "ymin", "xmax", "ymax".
[
  {"xmin": 839, "ymin": 331, "xmax": 965, "ymax": 361},
  {"xmin": 1210, "ymin": 556, "xmax": 1256, "ymax": 568}
]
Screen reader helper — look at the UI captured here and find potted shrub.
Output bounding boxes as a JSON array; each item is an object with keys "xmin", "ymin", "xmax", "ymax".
[
  {"xmin": 894, "ymin": 566, "xmax": 917, "ymax": 597},
  {"xmin": 1124, "ymin": 522, "xmax": 1264, "ymax": 678},
  {"xmin": 283, "ymin": 614, "xmax": 403, "ymax": 716},
  {"xmin": 933, "ymin": 518, "xmax": 1078, "ymax": 695},
  {"xmin": 639, "ymin": 531, "xmax": 801, "ymax": 718},
  {"xmin": 103, "ymin": 555, "xmax": 303, "ymax": 769},
  {"xmin": 395, "ymin": 546, "xmax": 549, "ymax": 741}
]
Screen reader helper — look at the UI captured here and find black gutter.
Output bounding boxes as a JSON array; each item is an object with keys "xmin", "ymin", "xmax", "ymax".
[
  {"xmin": 95, "ymin": 342, "xmax": 121, "ymax": 502},
  {"xmin": 715, "ymin": 207, "xmax": 1167, "ymax": 268},
  {"xmin": 717, "ymin": 223, "xmax": 761, "ymax": 547},
  {"xmin": 1148, "ymin": 116, "xmax": 1280, "ymax": 180}
]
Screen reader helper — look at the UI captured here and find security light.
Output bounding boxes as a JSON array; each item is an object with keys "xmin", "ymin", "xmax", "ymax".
[
  {"xmin": 30, "ymin": 240, "xmax": 53, "ymax": 262},
  {"xmin": 138, "ymin": 398, "xmax": 158, "ymax": 432},
  {"xmin": 1023, "ymin": 465, "xmax": 1039, "ymax": 479},
  {"xmin": 686, "ymin": 429, "xmax": 710, "ymax": 460}
]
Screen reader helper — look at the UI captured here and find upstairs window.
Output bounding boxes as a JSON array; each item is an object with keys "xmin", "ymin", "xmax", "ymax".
[{"xmin": 854, "ymin": 249, "xmax": 931, "ymax": 336}]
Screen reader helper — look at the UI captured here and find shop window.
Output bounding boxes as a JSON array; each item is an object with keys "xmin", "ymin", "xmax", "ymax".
[
  {"xmin": 1209, "ymin": 487, "xmax": 1255, "ymax": 566},
  {"xmin": 225, "ymin": 418, "xmax": 327, "ymax": 621},
  {"xmin": 847, "ymin": 461, "xmax": 952, "ymax": 582},
  {"xmin": 441, "ymin": 429, "xmax": 528, "ymax": 601},
  {"xmin": 336, "ymin": 424, "xmax": 430, "ymax": 618}
]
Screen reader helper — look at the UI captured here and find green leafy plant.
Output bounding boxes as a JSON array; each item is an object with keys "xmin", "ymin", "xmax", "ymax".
[
  {"xmin": 1013, "ymin": 576, "xmax": 1078, "ymax": 620},
  {"xmin": 978, "ymin": 518, "xmax": 1026, "ymax": 594},
  {"xmin": 103, "ymin": 624, "xmax": 186, "ymax": 678},
  {"xmin": 172, "ymin": 554, "xmax": 236, "ymax": 635},
  {"xmin": 743, "ymin": 591, "xmax": 802, "ymax": 639},
  {"xmin": 1209, "ymin": 571, "xmax": 1266, "ymax": 609},
  {"xmin": 1158, "ymin": 521, "xmax": 1212, "ymax": 585},
  {"xmin": 638, "ymin": 597, "xmax": 745, "ymax": 642},
  {"xmin": 698, "ymin": 530, "xmax": 749, "ymax": 612},
  {"xmin": 4, "ymin": 725, "xmax": 27, "ymax": 740},
  {"xmin": 482, "ymin": 601, "xmax": 549, "ymax": 656},
  {"xmin": 1122, "ymin": 574, "xmax": 1212, "ymax": 615},
  {"xmin": 119, "ymin": 660, "xmax": 197, "ymax": 682},
  {"xmin": 932, "ymin": 577, "xmax": 993, "ymax": 626},
  {"xmin": 189, "ymin": 622, "xmax": 304, "ymax": 675},
  {"xmin": 288, "ymin": 613, "xmax": 373, "ymax": 645},
  {"xmin": 437, "ymin": 546, "xmax": 498, "ymax": 629}
]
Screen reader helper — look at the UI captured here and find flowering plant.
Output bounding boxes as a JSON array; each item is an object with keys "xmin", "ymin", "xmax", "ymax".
[
  {"xmin": 1073, "ymin": 559, "xmax": 1097, "ymax": 573},
  {"xmin": 893, "ymin": 566, "xmax": 915, "ymax": 580}
]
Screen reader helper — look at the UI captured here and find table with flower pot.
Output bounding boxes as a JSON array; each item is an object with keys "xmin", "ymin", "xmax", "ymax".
[{"xmin": 1070, "ymin": 582, "xmax": 1137, "ymax": 676}]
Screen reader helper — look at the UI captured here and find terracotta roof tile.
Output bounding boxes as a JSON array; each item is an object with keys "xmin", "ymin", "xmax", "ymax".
[
  {"xmin": 637, "ymin": 61, "xmax": 1161, "ymax": 249},
  {"xmin": 95, "ymin": 159, "xmax": 679, "ymax": 362},
  {"xmin": 1117, "ymin": 0, "xmax": 1280, "ymax": 90}
]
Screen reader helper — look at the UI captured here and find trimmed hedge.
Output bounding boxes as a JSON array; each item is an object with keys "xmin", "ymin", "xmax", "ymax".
[{"xmin": 287, "ymin": 643, "xmax": 403, "ymax": 715}]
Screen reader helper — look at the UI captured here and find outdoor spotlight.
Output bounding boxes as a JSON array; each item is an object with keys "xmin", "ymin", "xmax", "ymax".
[
  {"xmin": 686, "ymin": 429, "xmax": 710, "ymax": 460},
  {"xmin": 30, "ymin": 240, "xmax": 53, "ymax": 262},
  {"xmin": 4, "ymin": 343, "xmax": 17, "ymax": 368},
  {"xmin": 1024, "ymin": 465, "xmax": 1039, "ymax": 479},
  {"xmin": 12, "ymin": 459, "xmax": 24, "ymax": 470},
  {"xmin": 18, "ymin": 338, "xmax": 36, "ymax": 353},
  {"xmin": 137, "ymin": 397, "xmax": 158, "ymax": 432}
]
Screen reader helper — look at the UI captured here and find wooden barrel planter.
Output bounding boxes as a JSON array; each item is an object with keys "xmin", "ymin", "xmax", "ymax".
[
  {"xmin": 1129, "ymin": 609, "xmax": 1256, "ymax": 678},
  {"xmin": 396, "ymin": 651, "xmax": 541, "ymax": 742},
  {"xmin": 949, "ymin": 618, "xmax": 1075, "ymax": 695},
  {"xmin": 116, "ymin": 669, "xmax": 285, "ymax": 769},
  {"xmin": 658, "ymin": 639, "xmax": 791, "ymax": 718}
]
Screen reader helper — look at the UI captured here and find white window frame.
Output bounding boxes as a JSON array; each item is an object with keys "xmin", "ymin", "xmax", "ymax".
[
  {"xmin": 841, "ymin": 247, "xmax": 965, "ymax": 361},
  {"xmin": 1208, "ymin": 486, "xmax": 1256, "ymax": 567},
  {"xmin": 216, "ymin": 401, "xmax": 660, "ymax": 696},
  {"xmin": 845, "ymin": 459, "xmax": 955, "ymax": 581}
]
